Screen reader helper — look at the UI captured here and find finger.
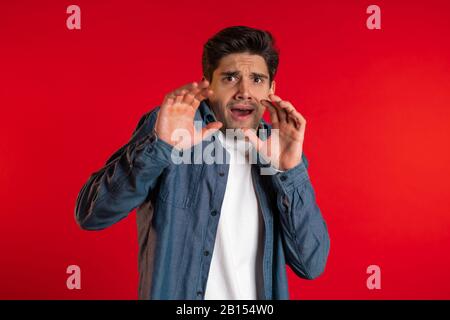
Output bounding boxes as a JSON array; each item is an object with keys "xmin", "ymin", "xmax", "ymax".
[
  {"xmin": 193, "ymin": 88, "xmax": 214, "ymax": 108},
  {"xmin": 282, "ymin": 106, "xmax": 306, "ymax": 133},
  {"xmin": 177, "ymin": 81, "xmax": 200, "ymax": 94},
  {"xmin": 278, "ymin": 100, "xmax": 300, "ymax": 126},
  {"xmin": 197, "ymin": 121, "xmax": 223, "ymax": 143},
  {"xmin": 170, "ymin": 85, "xmax": 191, "ymax": 98},
  {"xmin": 272, "ymin": 94, "xmax": 304, "ymax": 127},
  {"xmin": 174, "ymin": 89, "xmax": 188, "ymax": 104},
  {"xmin": 283, "ymin": 107, "xmax": 301, "ymax": 128},
  {"xmin": 162, "ymin": 94, "xmax": 175, "ymax": 108},
  {"xmin": 189, "ymin": 79, "xmax": 209, "ymax": 96},
  {"xmin": 268, "ymin": 93, "xmax": 306, "ymax": 133},
  {"xmin": 291, "ymin": 115, "xmax": 301, "ymax": 130},
  {"xmin": 181, "ymin": 79, "xmax": 211, "ymax": 105},
  {"xmin": 263, "ymin": 98, "xmax": 288, "ymax": 127},
  {"xmin": 182, "ymin": 82, "xmax": 199, "ymax": 105},
  {"xmin": 166, "ymin": 81, "xmax": 199, "ymax": 101},
  {"xmin": 186, "ymin": 79, "xmax": 211, "ymax": 104},
  {"xmin": 194, "ymin": 87, "xmax": 209, "ymax": 101},
  {"xmin": 192, "ymin": 79, "xmax": 211, "ymax": 94},
  {"xmin": 292, "ymin": 110, "xmax": 307, "ymax": 136},
  {"xmin": 197, "ymin": 79, "xmax": 210, "ymax": 89},
  {"xmin": 166, "ymin": 79, "xmax": 211, "ymax": 110},
  {"xmin": 183, "ymin": 90, "xmax": 197, "ymax": 105},
  {"xmin": 279, "ymin": 100, "xmax": 296, "ymax": 113},
  {"xmin": 261, "ymin": 99, "xmax": 280, "ymax": 128},
  {"xmin": 240, "ymin": 127, "xmax": 265, "ymax": 153},
  {"xmin": 268, "ymin": 94, "xmax": 287, "ymax": 123}
]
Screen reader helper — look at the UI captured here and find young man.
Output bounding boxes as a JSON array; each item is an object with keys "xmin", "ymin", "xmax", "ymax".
[{"xmin": 75, "ymin": 26, "xmax": 330, "ymax": 300}]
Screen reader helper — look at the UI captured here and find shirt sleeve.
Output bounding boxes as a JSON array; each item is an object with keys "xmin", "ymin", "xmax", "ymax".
[
  {"xmin": 270, "ymin": 154, "xmax": 331, "ymax": 279},
  {"xmin": 74, "ymin": 107, "xmax": 174, "ymax": 230}
]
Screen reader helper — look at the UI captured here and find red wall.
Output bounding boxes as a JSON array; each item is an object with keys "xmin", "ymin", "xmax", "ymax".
[{"xmin": 1, "ymin": 0, "xmax": 449, "ymax": 299}]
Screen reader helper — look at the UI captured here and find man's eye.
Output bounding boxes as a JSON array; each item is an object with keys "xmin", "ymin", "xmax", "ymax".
[
  {"xmin": 254, "ymin": 77, "xmax": 264, "ymax": 84},
  {"xmin": 224, "ymin": 76, "xmax": 237, "ymax": 82}
]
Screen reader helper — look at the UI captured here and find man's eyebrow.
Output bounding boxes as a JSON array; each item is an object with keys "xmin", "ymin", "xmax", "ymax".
[
  {"xmin": 220, "ymin": 70, "xmax": 269, "ymax": 78},
  {"xmin": 251, "ymin": 72, "xmax": 269, "ymax": 79},
  {"xmin": 220, "ymin": 71, "xmax": 240, "ymax": 77}
]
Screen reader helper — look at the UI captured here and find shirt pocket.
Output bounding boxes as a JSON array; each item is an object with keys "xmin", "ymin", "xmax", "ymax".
[{"xmin": 157, "ymin": 164, "xmax": 203, "ymax": 209}]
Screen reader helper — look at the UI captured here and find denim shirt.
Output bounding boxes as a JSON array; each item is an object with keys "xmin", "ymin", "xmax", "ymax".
[{"xmin": 75, "ymin": 100, "xmax": 330, "ymax": 300}]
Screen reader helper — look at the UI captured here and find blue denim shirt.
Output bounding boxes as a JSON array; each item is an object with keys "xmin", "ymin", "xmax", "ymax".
[{"xmin": 75, "ymin": 100, "xmax": 330, "ymax": 300}]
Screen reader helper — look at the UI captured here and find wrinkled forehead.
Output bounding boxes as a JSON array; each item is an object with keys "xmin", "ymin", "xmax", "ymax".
[{"xmin": 217, "ymin": 53, "xmax": 269, "ymax": 75}]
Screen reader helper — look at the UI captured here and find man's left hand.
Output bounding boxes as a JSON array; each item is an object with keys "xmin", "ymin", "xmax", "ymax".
[{"xmin": 242, "ymin": 94, "xmax": 306, "ymax": 171}]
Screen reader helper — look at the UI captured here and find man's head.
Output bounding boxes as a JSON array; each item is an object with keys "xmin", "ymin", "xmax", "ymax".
[{"xmin": 202, "ymin": 26, "xmax": 279, "ymax": 130}]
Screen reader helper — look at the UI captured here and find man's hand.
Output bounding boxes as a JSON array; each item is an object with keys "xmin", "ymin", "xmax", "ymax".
[
  {"xmin": 155, "ymin": 79, "xmax": 223, "ymax": 150},
  {"xmin": 242, "ymin": 94, "xmax": 306, "ymax": 171}
]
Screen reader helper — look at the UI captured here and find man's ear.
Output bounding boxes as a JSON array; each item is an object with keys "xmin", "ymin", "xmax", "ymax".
[{"xmin": 270, "ymin": 80, "xmax": 276, "ymax": 94}]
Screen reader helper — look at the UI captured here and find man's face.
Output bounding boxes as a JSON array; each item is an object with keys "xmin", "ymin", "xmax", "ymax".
[{"xmin": 207, "ymin": 52, "xmax": 275, "ymax": 131}]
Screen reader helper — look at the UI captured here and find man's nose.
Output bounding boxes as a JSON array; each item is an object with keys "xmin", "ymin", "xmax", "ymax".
[{"xmin": 235, "ymin": 80, "xmax": 252, "ymax": 101}]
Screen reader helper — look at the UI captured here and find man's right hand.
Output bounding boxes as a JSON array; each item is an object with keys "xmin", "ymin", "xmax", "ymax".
[{"xmin": 154, "ymin": 79, "xmax": 223, "ymax": 150}]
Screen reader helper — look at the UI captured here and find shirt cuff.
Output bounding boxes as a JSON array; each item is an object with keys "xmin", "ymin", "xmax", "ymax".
[
  {"xmin": 271, "ymin": 160, "xmax": 310, "ymax": 194},
  {"xmin": 142, "ymin": 133, "xmax": 175, "ymax": 166}
]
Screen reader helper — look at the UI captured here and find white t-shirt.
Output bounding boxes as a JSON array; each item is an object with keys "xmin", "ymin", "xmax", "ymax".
[{"xmin": 204, "ymin": 131, "xmax": 265, "ymax": 300}]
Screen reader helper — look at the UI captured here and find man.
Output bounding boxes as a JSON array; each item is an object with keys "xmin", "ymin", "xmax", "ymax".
[{"xmin": 75, "ymin": 26, "xmax": 330, "ymax": 300}]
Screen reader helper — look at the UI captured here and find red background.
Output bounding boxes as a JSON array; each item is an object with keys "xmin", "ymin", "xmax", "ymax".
[{"xmin": 1, "ymin": 0, "xmax": 449, "ymax": 299}]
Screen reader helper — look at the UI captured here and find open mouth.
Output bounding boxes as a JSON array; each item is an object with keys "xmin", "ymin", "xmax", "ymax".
[{"xmin": 230, "ymin": 105, "xmax": 255, "ymax": 120}]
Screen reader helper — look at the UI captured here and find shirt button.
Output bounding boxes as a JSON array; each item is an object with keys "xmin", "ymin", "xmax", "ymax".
[
  {"xmin": 219, "ymin": 172, "xmax": 225, "ymax": 177},
  {"xmin": 211, "ymin": 210, "xmax": 217, "ymax": 216},
  {"xmin": 204, "ymin": 250, "xmax": 210, "ymax": 256},
  {"xmin": 197, "ymin": 291, "xmax": 203, "ymax": 297},
  {"xmin": 280, "ymin": 175, "xmax": 287, "ymax": 181}
]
